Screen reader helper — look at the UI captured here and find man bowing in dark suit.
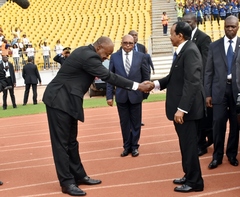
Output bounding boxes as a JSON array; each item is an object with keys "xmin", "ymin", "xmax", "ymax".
[
  {"xmin": 205, "ymin": 15, "xmax": 239, "ymax": 169},
  {"xmin": 42, "ymin": 36, "xmax": 153, "ymax": 196},
  {"xmin": 152, "ymin": 22, "xmax": 205, "ymax": 192},
  {"xmin": 22, "ymin": 57, "xmax": 42, "ymax": 105},
  {"xmin": 106, "ymin": 34, "xmax": 150, "ymax": 157},
  {"xmin": 183, "ymin": 13, "xmax": 213, "ymax": 156}
]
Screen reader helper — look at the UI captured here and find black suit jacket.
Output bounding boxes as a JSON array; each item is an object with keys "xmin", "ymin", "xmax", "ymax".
[
  {"xmin": 0, "ymin": 61, "xmax": 16, "ymax": 85},
  {"xmin": 192, "ymin": 28, "xmax": 211, "ymax": 80},
  {"xmin": 136, "ymin": 43, "xmax": 147, "ymax": 53},
  {"xmin": 43, "ymin": 44, "xmax": 134, "ymax": 121},
  {"xmin": 205, "ymin": 37, "xmax": 240, "ymax": 104},
  {"xmin": 22, "ymin": 63, "xmax": 41, "ymax": 84},
  {"xmin": 53, "ymin": 54, "xmax": 66, "ymax": 65},
  {"xmin": 159, "ymin": 41, "xmax": 205, "ymax": 121}
]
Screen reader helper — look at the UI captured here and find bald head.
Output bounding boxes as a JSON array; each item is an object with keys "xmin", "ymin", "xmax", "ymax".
[
  {"xmin": 93, "ymin": 36, "xmax": 114, "ymax": 62},
  {"xmin": 224, "ymin": 15, "xmax": 239, "ymax": 39}
]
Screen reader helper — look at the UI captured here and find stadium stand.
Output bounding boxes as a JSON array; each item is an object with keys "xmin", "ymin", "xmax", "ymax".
[{"xmin": 0, "ymin": 0, "xmax": 152, "ymax": 69}]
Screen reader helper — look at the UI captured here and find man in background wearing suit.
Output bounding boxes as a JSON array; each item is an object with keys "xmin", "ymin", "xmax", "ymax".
[
  {"xmin": 0, "ymin": 55, "xmax": 17, "ymax": 110},
  {"xmin": 153, "ymin": 22, "xmax": 205, "ymax": 192},
  {"xmin": 183, "ymin": 13, "xmax": 213, "ymax": 156},
  {"xmin": 42, "ymin": 36, "xmax": 153, "ymax": 196},
  {"xmin": 205, "ymin": 15, "xmax": 239, "ymax": 169},
  {"xmin": 106, "ymin": 34, "xmax": 150, "ymax": 157},
  {"xmin": 128, "ymin": 30, "xmax": 147, "ymax": 53},
  {"xmin": 129, "ymin": 30, "xmax": 148, "ymax": 126},
  {"xmin": 22, "ymin": 57, "xmax": 42, "ymax": 105}
]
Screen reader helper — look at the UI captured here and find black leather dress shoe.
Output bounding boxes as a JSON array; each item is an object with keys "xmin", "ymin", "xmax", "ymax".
[
  {"xmin": 173, "ymin": 177, "xmax": 186, "ymax": 184},
  {"xmin": 174, "ymin": 184, "xmax": 203, "ymax": 192},
  {"xmin": 62, "ymin": 184, "xmax": 86, "ymax": 196},
  {"xmin": 132, "ymin": 149, "xmax": 139, "ymax": 157},
  {"xmin": 228, "ymin": 157, "xmax": 239, "ymax": 166},
  {"xmin": 3, "ymin": 106, "xmax": 7, "ymax": 110},
  {"xmin": 0, "ymin": 180, "xmax": 3, "ymax": 185},
  {"xmin": 208, "ymin": 159, "xmax": 222, "ymax": 169},
  {"xmin": 13, "ymin": 105, "xmax": 17, "ymax": 108},
  {"xmin": 121, "ymin": 149, "xmax": 130, "ymax": 157},
  {"xmin": 76, "ymin": 176, "xmax": 101, "ymax": 185},
  {"xmin": 198, "ymin": 148, "xmax": 207, "ymax": 156}
]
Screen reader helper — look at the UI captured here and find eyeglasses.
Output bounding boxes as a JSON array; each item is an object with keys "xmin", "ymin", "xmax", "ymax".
[{"xmin": 122, "ymin": 42, "xmax": 134, "ymax": 45}]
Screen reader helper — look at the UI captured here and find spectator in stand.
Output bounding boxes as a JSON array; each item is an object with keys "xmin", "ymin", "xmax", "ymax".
[
  {"xmin": 196, "ymin": 7, "xmax": 204, "ymax": 26},
  {"xmin": 54, "ymin": 39, "xmax": 64, "ymax": 55},
  {"xmin": 25, "ymin": 43, "xmax": 35, "ymax": 64},
  {"xmin": 22, "ymin": 34, "xmax": 30, "ymax": 49},
  {"xmin": 11, "ymin": 26, "xmax": 21, "ymax": 38},
  {"xmin": 11, "ymin": 44, "xmax": 20, "ymax": 71},
  {"xmin": 231, "ymin": 2, "xmax": 239, "ymax": 18},
  {"xmin": 212, "ymin": 3, "xmax": 220, "ymax": 25},
  {"xmin": 219, "ymin": 4, "xmax": 227, "ymax": 20},
  {"xmin": 161, "ymin": 12, "xmax": 169, "ymax": 35},
  {"xmin": 225, "ymin": 2, "xmax": 232, "ymax": 17},
  {"xmin": 11, "ymin": 33, "xmax": 18, "ymax": 46},
  {"xmin": 1, "ymin": 39, "xmax": 10, "ymax": 57},
  {"xmin": 54, "ymin": 39, "xmax": 64, "ymax": 68},
  {"xmin": 204, "ymin": 3, "xmax": 212, "ymax": 22},
  {"xmin": 39, "ymin": 40, "xmax": 51, "ymax": 70},
  {"xmin": 175, "ymin": 2, "xmax": 184, "ymax": 21}
]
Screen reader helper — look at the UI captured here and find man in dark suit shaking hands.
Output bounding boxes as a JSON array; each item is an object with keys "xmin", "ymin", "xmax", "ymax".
[
  {"xmin": 22, "ymin": 57, "xmax": 42, "ymax": 105},
  {"xmin": 205, "ymin": 15, "xmax": 239, "ymax": 169},
  {"xmin": 106, "ymin": 34, "xmax": 150, "ymax": 157},
  {"xmin": 42, "ymin": 36, "xmax": 153, "ymax": 196},
  {"xmin": 152, "ymin": 22, "xmax": 205, "ymax": 193}
]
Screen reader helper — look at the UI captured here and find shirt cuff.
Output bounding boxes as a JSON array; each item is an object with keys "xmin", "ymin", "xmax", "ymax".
[
  {"xmin": 177, "ymin": 107, "xmax": 188, "ymax": 114},
  {"xmin": 153, "ymin": 80, "xmax": 160, "ymax": 90},
  {"xmin": 132, "ymin": 82, "xmax": 139, "ymax": 90}
]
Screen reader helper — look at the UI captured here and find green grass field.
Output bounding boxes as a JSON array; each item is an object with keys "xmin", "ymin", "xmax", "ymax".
[{"xmin": 0, "ymin": 93, "xmax": 166, "ymax": 118}]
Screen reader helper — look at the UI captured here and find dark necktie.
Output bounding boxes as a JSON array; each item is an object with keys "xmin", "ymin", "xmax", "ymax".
[
  {"xmin": 125, "ymin": 53, "xmax": 131, "ymax": 75},
  {"xmin": 173, "ymin": 52, "xmax": 177, "ymax": 61},
  {"xmin": 227, "ymin": 40, "xmax": 234, "ymax": 75}
]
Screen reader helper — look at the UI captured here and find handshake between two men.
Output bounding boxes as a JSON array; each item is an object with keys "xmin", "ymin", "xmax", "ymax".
[{"xmin": 138, "ymin": 81, "xmax": 155, "ymax": 93}]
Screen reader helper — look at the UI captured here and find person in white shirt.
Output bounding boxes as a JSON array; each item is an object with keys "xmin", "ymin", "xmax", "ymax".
[
  {"xmin": 25, "ymin": 43, "xmax": 35, "ymax": 64},
  {"xmin": 11, "ymin": 44, "xmax": 20, "ymax": 71},
  {"xmin": 22, "ymin": 34, "xmax": 30, "ymax": 48},
  {"xmin": 39, "ymin": 40, "xmax": 51, "ymax": 70}
]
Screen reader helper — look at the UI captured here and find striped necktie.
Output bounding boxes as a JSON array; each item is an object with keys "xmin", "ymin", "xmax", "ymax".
[{"xmin": 125, "ymin": 53, "xmax": 131, "ymax": 75}]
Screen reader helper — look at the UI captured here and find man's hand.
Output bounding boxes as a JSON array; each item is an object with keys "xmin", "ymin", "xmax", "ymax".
[
  {"xmin": 138, "ymin": 81, "xmax": 155, "ymax": 93},
  {"xmin": 174, "ymin": 110, "xmax": 184, "ymax": 124},
  {"xmin": 107, "ymin": 99, "xmax": 113, "ymax": 106},
  {"xmin": 206, "ymin": 97, "xmax": 212, "ymax": 108}
]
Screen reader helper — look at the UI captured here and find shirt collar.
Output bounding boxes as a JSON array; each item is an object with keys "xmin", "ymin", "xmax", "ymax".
[
  {"xmin": 176, "ymin": 40, "xmax": 188, "ymax": 55},
  {"xmin": 224, "ymin": 35, "xmax": 237, "ymax": 45}
]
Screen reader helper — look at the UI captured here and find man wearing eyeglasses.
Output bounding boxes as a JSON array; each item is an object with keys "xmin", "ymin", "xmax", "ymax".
[{"xmin": 106, "ymin": 35, "xmax": 150, "ymax": 157}]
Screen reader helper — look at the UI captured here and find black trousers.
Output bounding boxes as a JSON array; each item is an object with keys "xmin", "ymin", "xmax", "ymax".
[
  {"xmin": 117, "ymin": 100, "xmax": 142, "ymax": 151},
  {"xmin": 2, "ymin": 77, "xmax": 16, "ymax": 107},
  {"xmin": 212, "ymin": 84, "xmax": 239, "ymax": 161},
  {"xmin": 23, "ymin": 84, "xmax": 37, "ymax": 104},
  {"xmin": 46, "ymin": 106, "xmax": 87, "ymax": 187},
  {"xmin": 174, "ymin": 120, "xmax": 204, "ymax": 189}
]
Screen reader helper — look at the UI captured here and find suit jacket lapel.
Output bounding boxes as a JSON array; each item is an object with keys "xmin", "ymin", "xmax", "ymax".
[
  {"xmin": 233, "ymin": 37, "xmax": 240, "ymax": 63},
  {"xmin": 219, "ymin": 38, "xmax": 228, "ymax": 67},
  {"xmin": 192, "ymin": 29, "xmax": 199, "ymax": 43}
]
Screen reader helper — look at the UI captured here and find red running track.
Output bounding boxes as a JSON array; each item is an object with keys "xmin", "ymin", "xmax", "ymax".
[{"xmin": 0, "ymin": 101, "xmax": 239, "ymax": 197}]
